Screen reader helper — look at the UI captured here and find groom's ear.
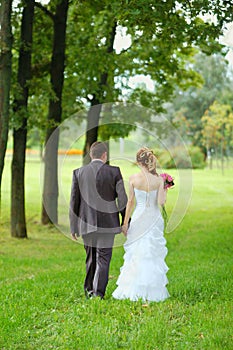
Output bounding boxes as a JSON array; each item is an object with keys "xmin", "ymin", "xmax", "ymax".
[{"xmin": 101, "ymin": 152, "xmax": 108, "ymax": 162}]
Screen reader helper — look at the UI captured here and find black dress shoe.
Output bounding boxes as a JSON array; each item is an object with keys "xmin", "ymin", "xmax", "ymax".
[{"xmin": 85, "ymin": 290, "xmax": 94, "ymax": 299}]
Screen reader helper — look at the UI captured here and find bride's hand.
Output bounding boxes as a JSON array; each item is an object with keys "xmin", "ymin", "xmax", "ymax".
[{"xmin": 121, "ymin": 224, "xmax": 128, "ymax": 236}]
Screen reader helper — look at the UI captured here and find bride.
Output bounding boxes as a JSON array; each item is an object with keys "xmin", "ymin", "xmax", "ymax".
[{"xmin": 112, "ymin": 147, "xmax": 170, "ymax": 302}]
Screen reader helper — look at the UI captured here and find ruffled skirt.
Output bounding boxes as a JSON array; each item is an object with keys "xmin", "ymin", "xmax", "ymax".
[{"xmin": 112, "ymin": 214, "xmax": 169, "ymax": 302}]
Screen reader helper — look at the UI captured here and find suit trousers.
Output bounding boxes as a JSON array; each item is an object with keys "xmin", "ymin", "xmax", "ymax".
[{"xmin": 83, "ymin": 232, "xmax": 115, "ymax": 298}]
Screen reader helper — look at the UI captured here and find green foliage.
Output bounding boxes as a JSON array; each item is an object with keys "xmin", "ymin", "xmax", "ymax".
[
  {"xmin": 8, "ymin": 0, "xmax": 233, "ymax": 142},
  {"xmin": 0, "ymin": 161, "xmax": 233, "ymax": 349},
  {"xmin": 99, "ymin": 123, "xmax": 135, "ymax": 140},
  {"xmin": 64, "ymin": 0, "xmax": 233, "ymax": 123},
  {"xmin": 159, "ymin": 146, "xmax": 205, "ymax": 169},
  {"xmin": 188, "ymin": 146, "xmax": 206, "ymax": 169},
  {"xmin": 165, "ymin": 52, "xmax": 233, "ymax": 151},
  {"xmin": 201, "ymin": 101, "xmax": 233, "ymax": 152},
  {"xmin": 26, "ymin": 127, "xmax": 42, "ymax": 149}
]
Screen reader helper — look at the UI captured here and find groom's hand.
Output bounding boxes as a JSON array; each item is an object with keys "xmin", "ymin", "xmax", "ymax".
[{"xmin": 71, "ymin": 233, "xmax": 78, "ymax": 241}]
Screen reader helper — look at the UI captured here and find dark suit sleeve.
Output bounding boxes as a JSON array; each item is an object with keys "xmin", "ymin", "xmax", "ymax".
[
  {"xmin": 69, "ymin": 170, "xmax": 80, "ymax": 235},
  {"xmin": 115, "ymin": 168, "xmax": 127, "ymax": 224}
]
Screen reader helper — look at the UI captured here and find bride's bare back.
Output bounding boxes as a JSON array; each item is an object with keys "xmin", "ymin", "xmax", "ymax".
[
  {"xmin": 122, "ymin": 148, "xmax": 167, "ymax": 234},
  {"xmin": 130, "ymin": 170, "xmax": 162, "ymax": 192}
]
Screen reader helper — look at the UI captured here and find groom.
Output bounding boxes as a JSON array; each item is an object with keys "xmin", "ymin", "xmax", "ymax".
[{"xmin": 69, "ymin": 141, "xmax": 127, "ymax": 299}]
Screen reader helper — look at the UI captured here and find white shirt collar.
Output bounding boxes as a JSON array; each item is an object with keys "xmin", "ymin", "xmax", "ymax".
[{"xmin": 91, "ymin": 158, "xmax": 104, "ymax": 163}]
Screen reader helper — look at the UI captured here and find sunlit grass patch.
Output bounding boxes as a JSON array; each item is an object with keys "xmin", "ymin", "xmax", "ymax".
[{"xmin": 0, "ymin": 159, "xmax": 232, "ymax": 349}]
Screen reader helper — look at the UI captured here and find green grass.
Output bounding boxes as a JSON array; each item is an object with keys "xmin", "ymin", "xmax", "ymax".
[{"xmin": 0, "ymin": 157, "xmax": 233, "ymax": 349}]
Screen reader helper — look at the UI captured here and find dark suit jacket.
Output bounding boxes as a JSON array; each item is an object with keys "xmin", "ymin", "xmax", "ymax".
[{"xmin": 69, "ymin": 160, "xmax": 127, "ymax": 236}]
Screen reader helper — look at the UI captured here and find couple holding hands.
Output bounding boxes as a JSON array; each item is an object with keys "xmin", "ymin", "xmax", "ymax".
[{"xmin": 69, "ymin": 141, "xmax": 169, "ymax": 302}]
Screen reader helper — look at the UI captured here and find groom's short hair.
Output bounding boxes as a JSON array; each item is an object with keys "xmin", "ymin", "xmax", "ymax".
[{"xmin": 90, "ymin": 141, "xmax": 107, "ymax": 159}]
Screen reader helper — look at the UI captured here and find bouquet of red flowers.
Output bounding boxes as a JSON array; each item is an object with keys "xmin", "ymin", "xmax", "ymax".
[
  {"xmin": 160, "ymin": 173, "xmax": 175, "ymax": 189},
  {"xmin": 160, "ymin": 173, "xmax": 175, "ymax": 228}
]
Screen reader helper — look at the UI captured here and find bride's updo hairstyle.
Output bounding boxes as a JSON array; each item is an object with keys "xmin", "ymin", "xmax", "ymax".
[{"xmin": 136, "ymin": 147, "xmax": 158, "ymax": 175}]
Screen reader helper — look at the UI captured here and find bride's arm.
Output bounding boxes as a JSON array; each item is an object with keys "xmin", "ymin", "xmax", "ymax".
[
  {"xmin": 121, "ymin": 180, "xmax": 135, "ymax": 235},
  {"xmin": 158, "ymin": 177, "xmax": 167, "ymax": 206}
]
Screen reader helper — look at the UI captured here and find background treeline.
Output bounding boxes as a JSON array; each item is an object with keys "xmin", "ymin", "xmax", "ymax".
[{"xmin": 0, "ymin": 0, "xmax": 233, "ymax": 237}]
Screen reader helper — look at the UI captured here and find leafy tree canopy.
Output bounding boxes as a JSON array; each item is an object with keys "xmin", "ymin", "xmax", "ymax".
[{"xmin": 9, "ymin": 0, "xmax": 233, "ymax": 141}]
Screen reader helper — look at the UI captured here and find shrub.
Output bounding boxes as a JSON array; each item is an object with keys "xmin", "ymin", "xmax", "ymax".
[
  {"xmin": 158, "ymin": 146, "xmax": 205, "ymax": 169},
  {"xmin": 188, "ymin": 146, "xmax": 206, "ymax": 169}
]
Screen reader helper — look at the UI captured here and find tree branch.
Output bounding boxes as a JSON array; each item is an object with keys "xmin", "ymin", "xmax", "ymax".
[{"xmin": 34, "ymin": 1, "xmax": 55, "ymax": 21}]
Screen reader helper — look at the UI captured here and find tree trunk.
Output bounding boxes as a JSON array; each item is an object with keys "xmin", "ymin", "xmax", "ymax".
[
  {"xmin": 11, "ymin": 0, "xmax": 34, "ymax": 238},
  {"xmin": 82, "ymin": 22, "xmax": 117, "ymax": 165},
  {"xmin": 41, "ymin": 0, "xmax": 69, "ymax": 225},
  {"xmin": 0, "ymin": 0, "xmax": 12, "ymax": 210},
  {"xmin": 11, "ymin": 126, "xmax": 27, "ymax": 237},
  {"xmin": 82, "ymin": 99, "xmax": 102, "ymax": 165}
]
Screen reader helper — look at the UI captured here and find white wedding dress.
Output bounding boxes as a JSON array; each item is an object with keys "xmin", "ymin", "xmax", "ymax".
[{"xmin": 112, "ymin": 188, "xmax": 169, "ymax": 302}]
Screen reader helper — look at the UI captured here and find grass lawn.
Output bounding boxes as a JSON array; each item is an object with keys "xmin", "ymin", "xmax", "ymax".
[{"xmin": 0, "ymin": 157, "xmax": 233, "ymax": 349}]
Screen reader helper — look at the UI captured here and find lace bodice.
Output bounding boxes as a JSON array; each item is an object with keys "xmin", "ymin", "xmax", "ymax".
[
  {"xmin": 134, "ymin": 188, "xmax": 158, "ymax": 208},
  {"xmin": 125, "ymin": 187, "xmax": 163, "ymax": 242}
]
